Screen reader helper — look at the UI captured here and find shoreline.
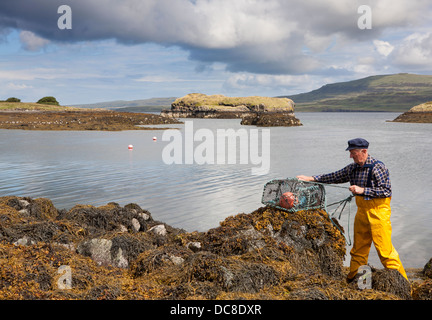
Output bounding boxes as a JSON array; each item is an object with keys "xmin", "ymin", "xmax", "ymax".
[
  {"xmin": 390, "ymin": 111, "xmax": 432, "ymax": 123},
  {"xmin": 0, "ymin": 109, "xmax": 181, "ymax": 131}
]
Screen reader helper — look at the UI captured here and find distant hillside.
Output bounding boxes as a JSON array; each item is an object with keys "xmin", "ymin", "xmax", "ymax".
[
  {"xmin": 69, "ymin": 73, "xmax": 432, "ymax": 113},
  {"xmin": 280, "ymin": 73, "xmax": 432, "ymax": 112},
  {"xmin": 71, "ymin": 97, "xmax": 177, "ymax": 111}
]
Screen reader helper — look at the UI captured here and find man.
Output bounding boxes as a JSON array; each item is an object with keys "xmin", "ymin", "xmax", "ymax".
[{"xmin": 297, "ymin": 138, "xmax": 408, "ymax": 282}]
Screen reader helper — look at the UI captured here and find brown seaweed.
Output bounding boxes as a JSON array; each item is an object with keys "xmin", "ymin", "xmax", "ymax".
[{"xmin": 0, "ymin": 196, "xmax": 429, "ymax": 300}]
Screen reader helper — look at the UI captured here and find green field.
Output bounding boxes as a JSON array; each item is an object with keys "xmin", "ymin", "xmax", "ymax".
[{"xmin": 0, "ymin": 102, "xmax": 89, "ymax": 111}]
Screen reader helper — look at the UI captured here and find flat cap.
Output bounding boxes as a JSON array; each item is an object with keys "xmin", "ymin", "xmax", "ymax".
[{"xmin": 346, "ymin": 138, "xmax": 369, "ymax": 151}]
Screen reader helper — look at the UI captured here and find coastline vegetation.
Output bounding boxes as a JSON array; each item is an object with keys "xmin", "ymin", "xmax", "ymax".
[
  {"xmin": 0, "ymin": 101, "xmax": 88, "ymax": 112},
  {"xmin": 173, "ymin": 93, "xmax": 294, "ymax": 111},
  {"xmin": 410, "ymin": 101, "xmax": 432, "ymax": 112},
  {"xmin": 36, "ymin": 96, "xmax": 60, "ymax": 106},
  {"xmin": 391, "ymin": 101, "xmax": 432, "ymax": 123}
]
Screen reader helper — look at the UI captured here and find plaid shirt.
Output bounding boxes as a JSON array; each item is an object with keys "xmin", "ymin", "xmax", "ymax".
[{"xmin": 313, "ymin": 155, "xmax": 392, "ymax": 200}]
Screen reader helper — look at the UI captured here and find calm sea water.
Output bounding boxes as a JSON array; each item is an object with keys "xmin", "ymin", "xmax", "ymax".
[{"xmin": 0, "ymin": 112, "xmax": 431, "ymax": 268}]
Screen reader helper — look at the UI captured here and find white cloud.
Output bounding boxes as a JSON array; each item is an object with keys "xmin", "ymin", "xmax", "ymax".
[
  {"xmin": 391, "ymin": 32, "xmax": 432, "ymax": 70},
  {"xmin": 0, "ymin": 66, "xmax": 115, "ymax": 81},
  {"xmin": 373, "ymin": 40, "xmax": 394, "ymax": 57},
  {"xmin": 223, "ymin": 73, "xmax": 319, "ymax": 96},
  {"xmin": 6, "ymin": 82, "xmax": 33, "ymax": 90},
  {"xmin": 135, "ymin": 75, "xmax": 220, "ymax": 83},
  {"xmin": 1, "ymin": 0, "xmax": 430, "ymax": 75},
  {"xmin": 0, "ymin": 0, "xmax": 431, "ymax": 103},
  {"xmin": 19, "ymin": 31, "xmax": 50, "ymax": 51},
  {"xmin": 372, "ymin": 0, "xmax": 431, "ymax": 29},
  {"xmin": 135, "ymin": 76, "xmax": 172, "ymax": 83}
]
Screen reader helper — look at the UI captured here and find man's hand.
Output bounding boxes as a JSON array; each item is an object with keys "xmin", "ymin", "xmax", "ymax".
[
  {"xmin": 296, "ymin": 175, "xmax": 315, "ymax": 182},
  {"xmin": 349, "ymin": 185, "xmax": 365, "ymax": 195}
]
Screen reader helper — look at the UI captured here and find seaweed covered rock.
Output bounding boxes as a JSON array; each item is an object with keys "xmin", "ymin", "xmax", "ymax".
[
  {"xmin": 130, "ymin": 244, "xmax": 190, "ymax": 277},
  {"xmin": 195, "ymin": 207, "xmax": 346, "ymax": 278},
  {"xmin": 371, "ymin": 268, "xmax": 412, "ymax": 300},
  {"xmin": 0, "ymin": 197, "xmax": 61, "ymax": 244},
  {"xmin": 412, "ymin": 279, "xmax": 432, "ymax": 300},
  {"xmin": 241, "ymin": 112, "xmax": 302, "ymax": 127},
  {"xmin": 181, "ymin": 251, "xmax": 280, "ymax": 293},
  {"xmin": 423, "ymin": 257, "xmax": 432, "ymax": 278},
  {"xmin": 0, "ymin": 197, "xmax": 184, "ymax": 269},
  {"xmin": 0, "ymin": 196, "xmax": 427, "ymax": 300},
  {"xmin": 59, "ymin": 202, "xmax": 152, "ymax": 236}
]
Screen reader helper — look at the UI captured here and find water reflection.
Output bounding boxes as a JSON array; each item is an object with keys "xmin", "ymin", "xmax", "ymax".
[{"xmin": 0, "ymin": 113, "xmax": 431, "ymax": 267}]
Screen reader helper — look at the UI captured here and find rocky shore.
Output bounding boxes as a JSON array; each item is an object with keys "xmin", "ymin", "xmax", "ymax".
[
  {"xmin": 0, "ymin": 110, "xmax": 181, "ymax": 131},
  {"xmin": 241, "ymin": 112, "xmax": 302, "ymax": 127},
  {"xmin": 0, "ymin": 196, "xmax": 430, "ymax": 300},
  {"xmin": 161, "ymin": 93, "xmax": 302, "ymax": 127},
  {"xmin": 391, "ymin": 101, "xmax": 432, "ymax": 123}
]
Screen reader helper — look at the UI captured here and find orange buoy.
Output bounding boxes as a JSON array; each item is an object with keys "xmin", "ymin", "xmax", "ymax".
[
  {"xmin": 152, "ymin": 136, "xmax": 157, "ymax": 141},
  {"xmin": 128, "ymin": 144, "xmax": 133, "ymax": 150},
  {"xmin": 279, "ymin": 192, "xmax": 298, "ymax": 209}
]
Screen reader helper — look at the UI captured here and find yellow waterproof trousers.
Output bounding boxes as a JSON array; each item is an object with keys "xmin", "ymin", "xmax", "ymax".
[{"xmin": 347, "ymin": 196, "xmax": 407, "ymax": 281}]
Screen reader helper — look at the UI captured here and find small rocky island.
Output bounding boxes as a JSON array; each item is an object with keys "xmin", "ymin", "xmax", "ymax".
[
  {"xmin": 0, "ymin": 102, "xmax": 181, "ymax": 131},
  {"xmin": 391, "ymin": 101, "xmax": 432, "ymax": 123},
  {"xmin": 161, "ymin": 93, "xmax": 302, "ymax": 127}
]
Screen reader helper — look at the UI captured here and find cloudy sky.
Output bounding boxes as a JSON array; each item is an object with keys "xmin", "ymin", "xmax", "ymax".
[{"xmin": 0, "ymin": 0, "xmax": 431, "ymax": 105}]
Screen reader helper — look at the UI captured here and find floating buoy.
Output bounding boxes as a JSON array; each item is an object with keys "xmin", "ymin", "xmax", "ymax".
[
  {"xmin": 128, "ymin": 144, "xmax": 134, "ymax": 150},
  {"xmin": 279, "ymin": 192, "xmax": 299, "ymax": 210},
  {"xmin": 152, "ymin": 136, "xmax": 157, "ymax": 141}
]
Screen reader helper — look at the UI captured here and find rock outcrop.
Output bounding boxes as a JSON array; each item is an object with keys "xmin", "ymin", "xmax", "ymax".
[
  {"xmin": 0, "ymin": 110, "xmax": 181, "ymax": 131},
  {"xmin": 391, "ymin": 101, "xmax": 432, "ymax": 123},
  {"xmin": 0, "ymin": 196, "xmax": 427, "ymax": 300},
  {"xmin": 161, "ymin": 93, "xmax": 302, "ymax": 126},
  {"xmin": 241, "ymin": 112, "xmax": 302, "ymax": 127}
]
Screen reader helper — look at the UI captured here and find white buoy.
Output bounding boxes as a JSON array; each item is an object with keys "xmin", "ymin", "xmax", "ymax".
[
  {"xmin": 128, "ymin": 144, "xmax": 134, "ymax": 150},
  {"xmin": 152, "ymin": 136, "xmax": 157, "ymax": 141}
]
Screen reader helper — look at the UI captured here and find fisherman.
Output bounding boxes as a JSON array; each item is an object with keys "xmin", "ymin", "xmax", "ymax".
[{"xmin": 296, "ymin": 138, "xmax": 408, "ymax": 282}]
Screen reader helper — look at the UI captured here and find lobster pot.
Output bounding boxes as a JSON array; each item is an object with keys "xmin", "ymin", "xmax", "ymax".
[{"xmin": 261, "ymin": 178, "xmax": 326, "ymax": 212}]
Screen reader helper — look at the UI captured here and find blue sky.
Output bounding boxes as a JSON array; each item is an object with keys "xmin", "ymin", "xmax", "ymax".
[{"xmin": 0, "ymin": 0, "xmax": 431, "ymax": 105}]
